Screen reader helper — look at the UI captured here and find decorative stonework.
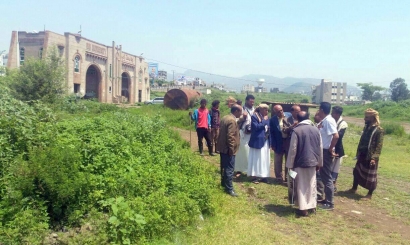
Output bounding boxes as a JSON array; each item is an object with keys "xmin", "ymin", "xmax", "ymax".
[{"xmin": 86, "ymin": 42, "xmax": 107, "ymax": 56}]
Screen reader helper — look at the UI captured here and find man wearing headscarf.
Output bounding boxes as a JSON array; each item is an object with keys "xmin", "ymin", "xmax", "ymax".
[
  {"xmin": 248, "ymin": 103, "xmax": 271, "ymax": 183},
  {"xmin": 349, "ymin": 108, "xmax": 384, "ymax": 199}
]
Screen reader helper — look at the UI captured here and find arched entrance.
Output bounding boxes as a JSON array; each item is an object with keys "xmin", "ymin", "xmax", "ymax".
[
  {"xmin": 85, "ymin": 65, "xmax": 101, "ymax": 100},
  {"xmin": 121, "ymin": 72, "xmax": 130, "ymax": 102}
]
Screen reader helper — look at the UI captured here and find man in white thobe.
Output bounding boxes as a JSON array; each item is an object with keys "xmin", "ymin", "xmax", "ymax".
[
  {"xmin": 234, "ymin": 94, "xmax": 255, "ymax": 177},
  {"xmin": 286, "ymin": 111, "xmax": 323, "ymax": 217}
]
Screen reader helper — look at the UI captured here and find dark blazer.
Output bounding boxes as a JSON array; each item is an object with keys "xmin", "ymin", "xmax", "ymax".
[
  {"xmin": 248, "ymin": 114, "xmax": 270, "ymax": 149},
  {"xmin": 270, "ymin": 116, "xmax": 291, "ymax": 154}
]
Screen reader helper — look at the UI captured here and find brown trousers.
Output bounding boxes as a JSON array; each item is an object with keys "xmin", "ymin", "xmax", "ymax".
[{"xmin": 211, "ymin": 128, "xmax": 220, "ymax": 152}]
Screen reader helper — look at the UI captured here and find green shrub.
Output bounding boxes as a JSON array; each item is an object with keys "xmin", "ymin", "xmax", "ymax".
[
  {"xmin": 382, "ymin": 123, "xmax": 405, "ymax": 137},
  {"xmin": 1, "ymin": 108, "xmax": 217, "ymax": 244}
]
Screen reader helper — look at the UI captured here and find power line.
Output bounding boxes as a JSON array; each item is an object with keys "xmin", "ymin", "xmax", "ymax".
[{"xmin": 145, "ymin": 57, "xmax": 319, "ymax": 89}]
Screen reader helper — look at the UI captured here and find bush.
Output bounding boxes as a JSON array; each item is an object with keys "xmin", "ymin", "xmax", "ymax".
[
  {"xmin": 1, "ymin": 108, "xmax": 217, "ymax": 244},
  {"xmin": 382, "ymin": 122, "xmax": 405, "ymax": 137},
  {"xmin": 6, "ymin": 47, "xmax": 66, "ymax": 104}
]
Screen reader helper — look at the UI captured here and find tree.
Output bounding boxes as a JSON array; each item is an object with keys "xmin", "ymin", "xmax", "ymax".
[
  {"xmin": 7, "ymin": 47, "xmax": 66, "ymax": 104},
  {"xmin": 373, "ymin": 91, "xmax": 383, "ymax": 101},
  {"xmin": 356, "ymin": 83, "xmax": 385, "ymax": 101},
  {"xmin": 390, "ymin": 78, "xmax": 409, "ymax": 102}
]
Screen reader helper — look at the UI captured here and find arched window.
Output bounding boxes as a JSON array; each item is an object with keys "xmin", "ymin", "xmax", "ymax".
[
  {"xmin": 74, "ymin": 56, "xmax": 80, "ymax": 72},
  {"xmin": 39, "ymin": 48, "xmax": 43, "ymax": 58},
  {"xmin": 19, "ymin": 48, "xmax": 25, "ymax": 65}
]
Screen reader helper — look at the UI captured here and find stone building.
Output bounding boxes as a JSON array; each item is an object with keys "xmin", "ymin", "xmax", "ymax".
[
  {"xmin": 7, "ymin": 30, "xmax": 150, "ymax": 104},
  {"xmin": 312, "ymin": 79, "xmax": 347, "ymax": 105}
]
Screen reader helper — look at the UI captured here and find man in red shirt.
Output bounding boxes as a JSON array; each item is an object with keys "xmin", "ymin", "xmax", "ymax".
[{"xmin": 190, "ymin": 99, "xmax": 216, "ymax": 156}]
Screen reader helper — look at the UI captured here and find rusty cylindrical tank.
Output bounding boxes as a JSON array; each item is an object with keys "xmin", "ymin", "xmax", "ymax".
[{"xmin": 164, "ymin": 89, "xmax": 202, "ymax": 110}]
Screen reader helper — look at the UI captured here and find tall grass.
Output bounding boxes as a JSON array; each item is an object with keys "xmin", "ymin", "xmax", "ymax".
[{"xmin": 343, "ymin": 100, "xmax": 410, "ymax": 122}]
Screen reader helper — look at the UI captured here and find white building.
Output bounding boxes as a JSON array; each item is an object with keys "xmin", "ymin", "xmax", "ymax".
[{"xmin": 242, "ymin": 84, "xmax": 255, "ymax": 93}]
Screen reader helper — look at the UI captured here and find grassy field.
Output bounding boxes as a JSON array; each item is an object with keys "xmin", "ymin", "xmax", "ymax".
[{"xmin": 136, "ymin": 93, "xmax": 410, "ymax": 244}]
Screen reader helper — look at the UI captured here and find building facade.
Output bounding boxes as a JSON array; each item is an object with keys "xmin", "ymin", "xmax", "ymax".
[
  {"xmin": 7, "ymin": 31, "xmax": 150, "ymax": 103},
  {"xmin": 312, "ymin": 79, "xmax": 347, "ymax": 105},
  {"xmin": 241, "ymin": 84, "xmax": 255, "ymax": 93}
]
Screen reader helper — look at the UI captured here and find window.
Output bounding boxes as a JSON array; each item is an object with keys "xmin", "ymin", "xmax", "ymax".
[
  {"xmin": 19, "ymin": 48, "xmax": 25, "ymax": 65},
  {"xmin": 39, "ymin": 48, "xmax": 43, "ymax": 58},
  {"xmin": 74, "ymin": 56, "xmax": 80, "ymax": 72},
  {"xmin": 74, "ymin": 84, "xmax": 80, "ymax": 93}
]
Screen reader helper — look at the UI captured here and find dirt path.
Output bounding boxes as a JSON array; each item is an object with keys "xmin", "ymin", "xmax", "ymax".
[{"xmin": 174, "ymin": 127, "xmax": 410, "ymax": 241}]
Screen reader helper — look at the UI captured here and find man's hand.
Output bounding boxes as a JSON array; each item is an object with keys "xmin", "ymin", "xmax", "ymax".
[
  {"xmin": 188, "ymin": 111, "xmax": 192, "ymax": 116},
  {"xmin": 316, "ymin": 166, "xmax": 321, "ymax": 171},
  {"xmin": 243, "ymin": 111, "xmax": 248, "ymax": 119},
  {"xmin": 328, "ymin": 148, "xmax": 336, "ymax": 157},
  {"xmin": 370, "ymin": 159, "xmax": 376, "ymax": 166}
]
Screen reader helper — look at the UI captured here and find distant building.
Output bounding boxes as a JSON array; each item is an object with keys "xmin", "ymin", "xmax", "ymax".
[
  {"xmin": 312, "ymin": 79, "xmax": 347, "ymax": 105},
  {"xmin": 158, "ymin": 70, "xmax": 167, "ymax": 81},
  {"xmin": 7, "ymin": 30, "xmax": 150, "ymax": 103},
  {"xmin": 0, "ymin": 52, "xmax": 8, "ymax": 67},
  {"xmin": 0, "ymin": 52, "xmax": 7, "ymax": 76},
  {"xmin": 270, "ymin": 88, "xmax": 279, "ymax": 93},
  {"xmin": 255, "ymin": 78, "xmax": 267, "ymax": 93},
  {"xmin": 242, "ymin": 84, "xmax": 254, "ymax": 93},
  {"xmin": 255, "ymin": 86, "xmax": 268, "ymax": 93}
]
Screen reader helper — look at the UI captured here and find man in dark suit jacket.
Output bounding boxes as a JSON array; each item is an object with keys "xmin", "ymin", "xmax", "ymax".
[
  {"xmin": 270, "ymin": 105, "xmax": 292, "ymax": 183},
  {"xmin": 216, "ymin": 104, "xmax": 243, "ymax": 197}
]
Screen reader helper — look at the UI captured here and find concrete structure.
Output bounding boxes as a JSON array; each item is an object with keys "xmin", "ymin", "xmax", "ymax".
[
  {"xmin": 255, "ymin": 78, "xmax": 267, "ymax": 93},
  {"xmin": 7, "ymin": 30, "xmax": 150, "ymax": 104},
  {"xmin": 0, "ymin": 52, "xmax": 8, "ymax": 67},
  {"xmin": 242, "ymin": 84, "xmax": 255, "ymax": 93},
  {"xmin": 312, "ymin": 79, "xmax": 346, "ymax": 105}
]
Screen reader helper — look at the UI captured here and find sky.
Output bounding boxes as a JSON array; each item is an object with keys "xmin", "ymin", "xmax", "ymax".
[{"xmin": 1, "ymin": 0, "xmax": 409, "ymax": 87}]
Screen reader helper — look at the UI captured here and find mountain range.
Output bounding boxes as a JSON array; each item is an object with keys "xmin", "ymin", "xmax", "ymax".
[{"xmin": 180, "ymin": 70, "xmax": 362, "ymax": 96}]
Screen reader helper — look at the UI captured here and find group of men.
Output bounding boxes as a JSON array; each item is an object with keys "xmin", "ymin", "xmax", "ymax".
[{"xmin": 190, "ymin": 96, "xmax": 384, "ymax": 216}]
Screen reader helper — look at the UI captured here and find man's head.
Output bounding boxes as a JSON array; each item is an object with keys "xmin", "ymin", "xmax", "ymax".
[
  {"xmin": 314, "ymin": 111, "xmax": 321, "ymax": 124},
  {"xmin": 257, "ymin": 104, "xmax": 269, "ymax": 116},
  {"xmin": 236, "ymin": 99, "xmax": 242, "ymax": 106},
  {"xmin": 297, "ymin": 111, "xmax": 310, "ymax": 122},
  {"xmin": 200, "ymin": 99, "xmax": 207, "ymax": 109},
  {"xmin": 212, "ymin": 100, "xmax": 220, "ymax": 109},
  {"xmin": 331, "ymin": 106, "xmax": 343, "ymax": 122},
  {"xmin": 231, "ymin": 104, "xmax": 243, "ymax": 118},
  {"xmin": 273, "ymin": 105, "xmax": 284, "ymax": 118},
  {"xmin": 318, "ymin": 102, "xmax": 331, "ymax": 120},
  {"xmin": 364, "ymin": 108, "xmax": 380, "ymax": 126},
  {"xmin": 290, "ymin": 105, "xmax": 301, "ymax": 119},
  {"xmin": 245, "ymin": 94, "xmax": 255, "ymax": 108}
]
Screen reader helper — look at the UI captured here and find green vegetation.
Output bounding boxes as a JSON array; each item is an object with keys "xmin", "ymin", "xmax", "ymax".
[
  {"xmin": 0, "ymin": 56, "xmax": 217, "ymax": 244},
  {"xmin": 5, "ymin": 47, "xmax": 66, "ymax": 104},
  {"xmin": 343, "ymin": 100, "xmax": 410, "ymax": 122}
]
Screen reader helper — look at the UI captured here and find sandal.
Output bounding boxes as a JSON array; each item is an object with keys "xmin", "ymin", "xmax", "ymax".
[{"xmin": 252, "ymin": 178, "xmax": 260, "ymax": 184}]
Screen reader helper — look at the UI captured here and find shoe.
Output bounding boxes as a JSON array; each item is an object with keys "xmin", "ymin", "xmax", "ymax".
[
  {"xmin": 348, "ymin": 188, "xmax": 357, "ymax": 194},
  {"xmin": 209, "ymin": 153, "xmax": 216, "ymax": 156},
  {"xmin": 362, "ymin": 194, "xmax": 372, "ymax": 200},
  {"xmin": 251, "ymin": 178, "xmax": 260, "ymax": 184},
  {"xmin": 227, "ymin": 191, "xmax": 238, "ymax": 197},
  {"xmin": 295, "ymin": 210, "xmax": 309, "ymax": 218},
  {"xmin": 319, "ymin": 203, "xmax": 334, "ymax": 211},
  {"xmin": 317, "ymin": 199, "xmax": 326, "ymax": 204},
  {"xmin": 308, "ymin": 208, "xmax": 317, "ymax": 215},
  {"xmin": 260, "ymin": 178, "xmax": 269, "ymax": 184},
  {"xmin": 200, "ymin": 152, "xmax": 204, "ymax": 156}
]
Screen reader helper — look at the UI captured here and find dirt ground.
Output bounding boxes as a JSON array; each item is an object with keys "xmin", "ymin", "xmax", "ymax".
[{"xmin": 173, "ymin": 127, "xmax": 410, "ymax": 241}]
